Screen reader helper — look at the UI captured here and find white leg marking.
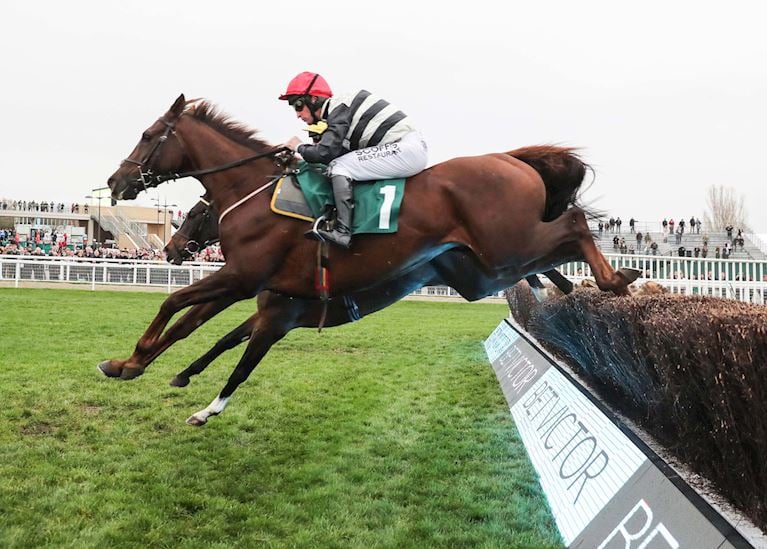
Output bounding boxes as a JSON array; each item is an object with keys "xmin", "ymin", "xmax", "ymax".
[
  {"xmin": 187, "ymin": 395, "xmax": 231, "ymax": 426},
  {"xmin": 531, "ymin": 287, "xmax": 548, "ymax": 303}
]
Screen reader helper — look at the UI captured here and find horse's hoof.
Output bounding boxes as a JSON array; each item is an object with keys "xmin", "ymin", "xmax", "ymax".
[
  {"xmin": 98, "ymin": 360, "xmax": 145, "ymax": 380},
  {"xmin": 618, "ymin": 267, "xmax": 642, "ymax": 284},
  {"xmin": 186, "ymin": 415, "xmax": 206, "ymax": 427},
  {"xmin": 119, "ymin": 365, "xmax": 145, "ymax": 380},
  {"xmin": 169, "ymin": 375, "xmax": 190, "ymax": 388},
  {"xmin": 98, "ymin": 360, "xmax": 122, "ymax": 378}
]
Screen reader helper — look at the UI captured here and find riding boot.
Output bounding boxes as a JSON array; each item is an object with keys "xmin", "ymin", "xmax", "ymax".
[{"xmin": 316, "ymin": 175, "xmax": 354, "ymax": 249}]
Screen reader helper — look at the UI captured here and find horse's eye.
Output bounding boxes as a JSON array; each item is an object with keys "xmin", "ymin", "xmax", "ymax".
[{"xmin": 141, "ymin": 132, "xmax": 151, "ymax": 142}]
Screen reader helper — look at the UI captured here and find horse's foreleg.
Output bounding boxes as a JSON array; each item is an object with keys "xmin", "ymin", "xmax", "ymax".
[
  {"xmin": 543, "ymin": 269, "xmax": 574, "ymax": 295},
  {"xmin": 524, "ymin": 274, "xmax": 549, "ymax": 302},
  {"xmin": 524, "ymin": 270, "xmax": 573, "ymax": 301},
  {"xmin": 98, "ymin": 271, "xmax": 242, "ymax": 379},
  {"xmin": 186, "ymin": 297, "xmax": 307, "ymax": 426},
  {"xmin": 169, "ymin": 314, "xmax": 257, "ymax": 388},
  {"xmin": 99, "ymin": 297, "xmax": 236, "ymax": 380}
]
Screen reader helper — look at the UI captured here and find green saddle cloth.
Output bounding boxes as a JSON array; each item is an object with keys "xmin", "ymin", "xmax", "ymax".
[{"xmin": 295, "ymin": 162, "xmax": 405, "ymax": 234}]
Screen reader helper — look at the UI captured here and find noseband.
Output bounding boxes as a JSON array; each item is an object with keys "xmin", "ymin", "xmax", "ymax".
[
  {"xmin": 122, "ymin": 118, "xmax": 178, "ymax": 192},
  {"xmin": 176, "ymin": 197, "xmax": 219, "ymax": 257}
]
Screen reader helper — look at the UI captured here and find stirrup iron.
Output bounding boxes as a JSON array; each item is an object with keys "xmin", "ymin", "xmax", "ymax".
[{"xmin": 304, "ymin": 215, "xmax": 328, "ymax": 242}]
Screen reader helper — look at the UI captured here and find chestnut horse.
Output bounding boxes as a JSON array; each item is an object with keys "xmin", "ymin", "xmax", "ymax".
[
  {"xmin": 162, "ymin": 200, "xmax": 575, "ymax": 408},
  {"xmin": 102, "ymin": 94, "xmax": 637, "ymax": 425}
]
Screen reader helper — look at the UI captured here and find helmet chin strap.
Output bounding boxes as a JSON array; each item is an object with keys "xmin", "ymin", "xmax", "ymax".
[{"xmin": 308, "ymin": 96, "xmax": 327, "ymax": 124}]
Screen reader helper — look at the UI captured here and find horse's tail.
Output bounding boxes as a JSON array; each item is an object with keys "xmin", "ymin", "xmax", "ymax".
[{"xmin": 506, "ymin": 145, "xmax": 591, "ymax": 222}]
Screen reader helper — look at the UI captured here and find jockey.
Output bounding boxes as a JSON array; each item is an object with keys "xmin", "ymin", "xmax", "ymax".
[{"xmin": 280, "ymin": 71, "xmax": 428, "ymax": 249}]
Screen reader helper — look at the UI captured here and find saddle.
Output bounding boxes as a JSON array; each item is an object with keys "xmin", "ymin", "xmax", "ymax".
[{"xmin": 270, "ymin": 162, "xmax": 406, "ymax": 234}]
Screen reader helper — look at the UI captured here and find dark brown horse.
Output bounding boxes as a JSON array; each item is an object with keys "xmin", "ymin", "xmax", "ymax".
[
  {"xmin": 164, "ymin": 197, "xmax": 218, "ymax": 265},
  {"xmin": 162, "ymin": 200, "xmax": 575, "ymax": 412},
  {"xmin": 102, "ymin": 94, "xmax": 637, "ymax": 425}
]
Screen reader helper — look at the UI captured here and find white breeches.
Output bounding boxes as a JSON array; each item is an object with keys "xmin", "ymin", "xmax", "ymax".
[{"xmin": 327, "ymin": 132, "xmax": 428, "ymax": 181}]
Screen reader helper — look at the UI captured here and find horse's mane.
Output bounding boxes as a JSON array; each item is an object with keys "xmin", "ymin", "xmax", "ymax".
[{"xmin": 185, "ymin": 100, "xmax": 271, "ymax": 153}]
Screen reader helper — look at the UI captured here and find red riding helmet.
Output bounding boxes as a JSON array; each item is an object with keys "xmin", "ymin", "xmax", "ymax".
[{"xmin": 278, "ymin": 71, "xmax": 333, "ymax": 100}]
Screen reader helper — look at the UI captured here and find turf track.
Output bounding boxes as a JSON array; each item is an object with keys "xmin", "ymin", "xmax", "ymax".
[{"xmin": 0, "ymin": 288, "xmax": 562, "ymax": 548}]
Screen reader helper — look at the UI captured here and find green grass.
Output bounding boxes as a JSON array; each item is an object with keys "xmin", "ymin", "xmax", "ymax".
[{"xmin": 0, "ymin": 288, "xmax": 562, "ymax": 548}]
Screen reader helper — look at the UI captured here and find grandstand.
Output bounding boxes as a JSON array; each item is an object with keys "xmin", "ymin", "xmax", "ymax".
[
  {"xmin": 0, "ymin": 198, "xmax": 176, "ymax": 250},
  {"xmin": 590, "ymin": 221, "xmax": 767, "ymax": 261}
]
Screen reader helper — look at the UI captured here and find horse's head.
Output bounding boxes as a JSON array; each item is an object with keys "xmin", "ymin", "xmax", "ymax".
[
  {"xmin": 107, "ymin": 94, "xmax": 188, "ymax": 201},
  {"xmin": 164, "ymin": 198, "xmax": 219, "ymax": 265}
]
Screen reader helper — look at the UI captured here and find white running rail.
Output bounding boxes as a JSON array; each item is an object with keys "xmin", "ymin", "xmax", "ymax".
[{"xmin": 2, "ymin": 253, "xmax": 766, "ymax": 303}]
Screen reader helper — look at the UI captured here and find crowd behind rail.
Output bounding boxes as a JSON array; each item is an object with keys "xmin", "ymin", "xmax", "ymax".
[
  {"xmin": 1, "ymin": 199, "xmax": 91, "ymax": 214},
  {"xmin": 1, "ymin": 198, "xmax": 188, "ymax": 219},
  {"xmin": 0, "ymin": 229, "xmax": 224, "ymax": 263},
  {"xmin": 594, "ymin": 215, "xmax": 749, "ymax": 259},
  {"xmin": 0, "ymin": 200, "xmax": 757, "ymax": 265}
]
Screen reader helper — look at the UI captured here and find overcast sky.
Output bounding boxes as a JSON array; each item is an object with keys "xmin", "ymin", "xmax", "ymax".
[{"xmin": 1, "ymin": 1, "xmax": 765, "ymax": 232}]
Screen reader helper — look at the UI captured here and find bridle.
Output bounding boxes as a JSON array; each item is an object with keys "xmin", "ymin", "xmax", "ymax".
[
  {"xmin": 121, "ymin": 117, "xmax": 178, "ymax": 192},
  {"xmin": 175, "ymin": 197, "xmax": 219, "ymax": 257},
  {"xmin": 121, "ymin": 114, "xmax": 291, "ymax": 192}
]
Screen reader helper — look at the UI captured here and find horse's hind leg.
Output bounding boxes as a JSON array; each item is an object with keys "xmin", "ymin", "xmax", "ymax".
[
  {"xmin": 169, "ymin": 314, "xmax": 256, "ymax": 387},
  {"xmin": 187, "ymin": 296, "xmax": 308, "ymax": 426},
  {"xmin": 538, "ymin": 208, "xmax": 636, "ymax": 296}
]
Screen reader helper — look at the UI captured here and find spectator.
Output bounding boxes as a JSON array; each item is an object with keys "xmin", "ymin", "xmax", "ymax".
[
  {"xmin": 668, "ymin": 218, "xmax": 675, "ymax": 234},
  {"xmin": 662, "ymin": 218, "xmax": 668, "ymax": 232},
  {"xmin": 616, "ymin": 217, "xmax": 622, "ymax": 233},
  {"xmin": 725, "ymin": 224, "xmax": 734, "ymax": 239},
  {"xmin": 598, "ymin": 220, "xmax": 603, "ymax": 235},
  {"xmin": 629, "ymin": 217, "xmax": 635, "ymax": 233}
]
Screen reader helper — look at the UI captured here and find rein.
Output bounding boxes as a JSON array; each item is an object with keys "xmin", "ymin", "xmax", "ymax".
[
  {"xmin": 122, "ymin": 115, "xmax": 289, "ymax": 190},
  {"xmin": 155, "ymin": 147, "xmax": 289, "ymax": 185}
]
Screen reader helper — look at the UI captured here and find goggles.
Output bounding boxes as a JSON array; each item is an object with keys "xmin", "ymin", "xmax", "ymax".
[{"xmin": 289, "ymin": 96, "xmax": 307, "ymax": 112}]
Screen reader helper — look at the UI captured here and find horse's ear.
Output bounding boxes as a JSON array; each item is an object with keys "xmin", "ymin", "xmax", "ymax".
[{"xmin": 170, "ymin": 94, "xmax": 186, "ymax": 116}]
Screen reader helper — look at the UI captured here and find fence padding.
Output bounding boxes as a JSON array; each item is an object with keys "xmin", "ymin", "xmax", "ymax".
[{"xmin": 505, "ymin": 284, "xmax": 767, "ymax": 532}]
